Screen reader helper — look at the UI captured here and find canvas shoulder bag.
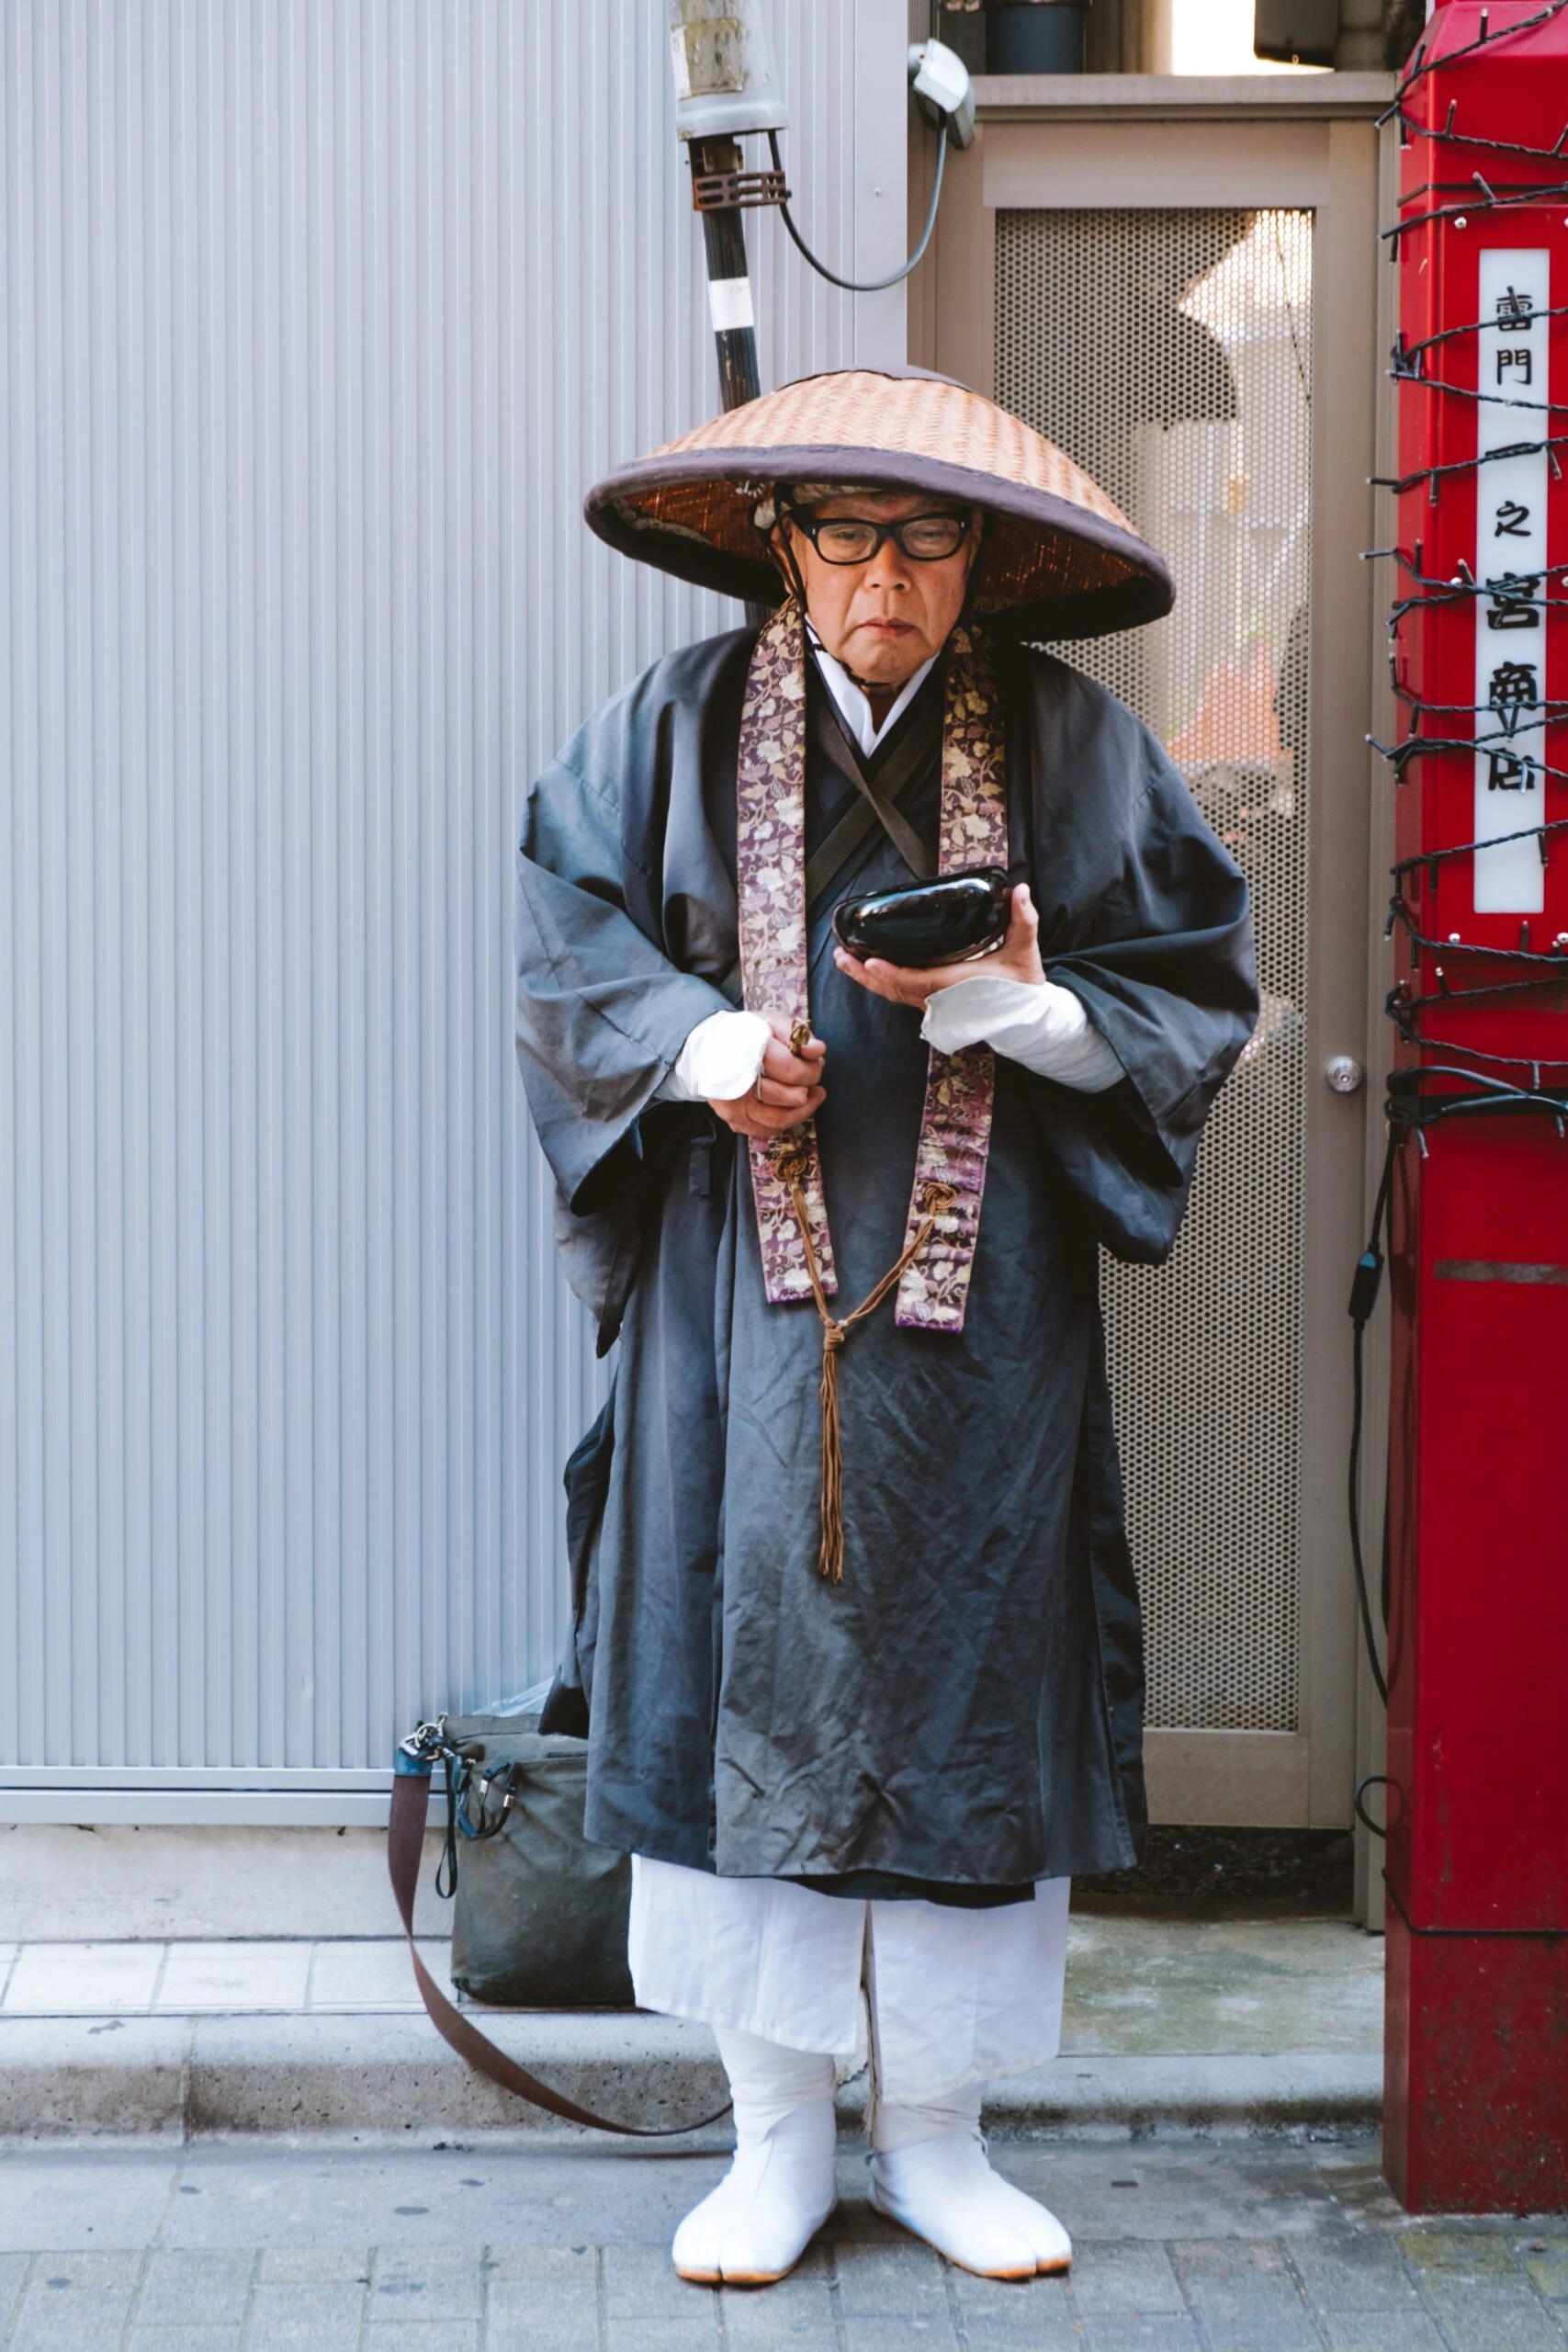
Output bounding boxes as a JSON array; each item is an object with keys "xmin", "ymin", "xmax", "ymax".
[{"xmin": 389, "ymin": 1715, "xmax": 728, "ymax": 2136}]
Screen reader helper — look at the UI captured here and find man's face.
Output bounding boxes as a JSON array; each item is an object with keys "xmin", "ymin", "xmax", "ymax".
[{"xmin": 780, "ymin": 491, "xmax": 981, "ymax": 690}]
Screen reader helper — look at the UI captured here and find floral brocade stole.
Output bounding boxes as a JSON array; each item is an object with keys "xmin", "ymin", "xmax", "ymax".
[{"xmin": 734, "ymin": 597, "xmax": 1009, "ymax": 1339}]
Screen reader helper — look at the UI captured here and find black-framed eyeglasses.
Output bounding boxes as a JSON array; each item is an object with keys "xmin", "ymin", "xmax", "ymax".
[{"xmin": 784, "ymin": 507, "xmax": 974, "ymax": 566}]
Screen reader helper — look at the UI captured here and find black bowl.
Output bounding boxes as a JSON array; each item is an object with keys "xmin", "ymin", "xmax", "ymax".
[{"xmin": 832, "ymin": 867, "xmax": 1013, "ymax": 970}]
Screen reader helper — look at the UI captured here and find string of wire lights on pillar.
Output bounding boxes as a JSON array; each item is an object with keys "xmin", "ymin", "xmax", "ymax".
[{"xmin": 1348, "ymin": 0, "xmax": 1568, "ymax": 1724}]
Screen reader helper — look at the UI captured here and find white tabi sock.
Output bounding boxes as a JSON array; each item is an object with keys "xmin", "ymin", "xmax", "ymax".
[
  {"xmin": 868, "ymin": 2080, "xmax": 1073, "ymax": 2279},
  {"xmin": 671, "ymin": 2026, "xmax": 839, "ymax": 2287}
]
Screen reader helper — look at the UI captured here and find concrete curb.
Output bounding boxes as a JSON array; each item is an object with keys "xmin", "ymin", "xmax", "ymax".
[
  {"xmin": 985, "ymin": 2052, "xmax": 1383, "ymax": 2132},
  {"xmin": 0, "ymin": 2013, "xmax": 1382, "ymax": 2143}
]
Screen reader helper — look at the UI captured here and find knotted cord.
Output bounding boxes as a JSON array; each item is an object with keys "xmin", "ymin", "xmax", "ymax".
[{"xmin": 775, "ymin": 1019, "xmax": 956, "ymax": 1583}]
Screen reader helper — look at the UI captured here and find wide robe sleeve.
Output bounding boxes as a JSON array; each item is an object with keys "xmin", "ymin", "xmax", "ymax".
[
  {"xmin": 1011, "ymin": 651, "xmax": 1260, "ymax": 1265},
  {"xmin": 515, "ymin": 659, "xmax": 741, "ymax": 1343}
]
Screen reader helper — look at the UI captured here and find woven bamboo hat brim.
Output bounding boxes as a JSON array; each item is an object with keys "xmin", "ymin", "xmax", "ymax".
[{"xmin": 584, "ymin": 368, "xmax": 1172, "ymax": 640}]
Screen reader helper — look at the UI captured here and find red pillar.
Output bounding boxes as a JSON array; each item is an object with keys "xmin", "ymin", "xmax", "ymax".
[{"xmin": 1383, "ymin": 0, "xmax": 1568, "ymax": 2214}]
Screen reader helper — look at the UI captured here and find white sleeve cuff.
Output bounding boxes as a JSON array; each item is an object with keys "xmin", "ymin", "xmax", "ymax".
[
  {"xmin": 655, "ymin": 1009, "xmax": 772, "ymax": 1104},
  {"xmin": 919, "ymin": 975, "xmax": 1124, "ymax": 1094}
]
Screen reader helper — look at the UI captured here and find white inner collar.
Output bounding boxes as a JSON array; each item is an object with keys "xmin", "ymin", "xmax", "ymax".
[{"xmin": 806, "ymin": 623, "xmax": 937, "ymax": 762}]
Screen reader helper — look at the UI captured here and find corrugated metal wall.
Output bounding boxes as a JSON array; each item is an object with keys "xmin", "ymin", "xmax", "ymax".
[{"xmin": 1, "ymin": 0, "xmax": 907, "ymax": 1793}]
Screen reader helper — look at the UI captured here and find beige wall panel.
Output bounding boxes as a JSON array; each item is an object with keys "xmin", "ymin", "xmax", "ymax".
[
  {"xmin": 931, "ymin": 82, "xmax": 1388, "ymax": 1830},
  {"xmin": 983, "ymin": 119, "xmax": 1330, "ymax": 209}
]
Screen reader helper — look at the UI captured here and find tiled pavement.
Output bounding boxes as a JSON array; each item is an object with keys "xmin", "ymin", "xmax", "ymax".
[
  {"xmin": 0, "ymin": 1918, "xmax": 1383, "ymax": 2056},
  {"xmin": 0, "ymin": 2135, "xmax": 1563, "ymax": 2351},
  {"xmin": 0, "ymin": 1940, "xmax": 457, "ymax": 2018}
]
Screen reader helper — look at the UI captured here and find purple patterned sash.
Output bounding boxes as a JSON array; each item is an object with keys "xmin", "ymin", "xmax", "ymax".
[{"xmin": 735, "ymin": 600, "xmax": 1007, "ymax": 1336}]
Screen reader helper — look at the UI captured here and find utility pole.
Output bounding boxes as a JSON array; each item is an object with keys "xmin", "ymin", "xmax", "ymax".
[
  {"xmin": 663, "ymin": 4, "xmax": 972, "ymax": 622},
  {"xmin": 668, "ymin": 1, "xmax": 787, "ymax": 417},
  {"xmin": 688, "ymin": 137, "xmax": 767, "ymax": 413},
  {"xmin": 666, "ymin": 1, "xmax": 973, "ymax": 417}
]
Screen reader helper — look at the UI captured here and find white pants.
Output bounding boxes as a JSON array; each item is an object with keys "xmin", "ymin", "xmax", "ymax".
[{"xmin": 628, "ymin": 1854, "xmax": 1070, "ymax": 2106}]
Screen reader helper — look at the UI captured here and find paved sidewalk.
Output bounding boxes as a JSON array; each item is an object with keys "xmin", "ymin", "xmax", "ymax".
[
  {"xmin": 0, "ymin": 1917, "xmax": 1381, "ymax": 2044},
  {"xmin": 1, "ymin": 2133, "xmax": 1564, "ymax": 2351},
  {"xmin": 0, "ymin": 1914, "xmax": 1384, "ymax": 2141},
  {"xmin": 0, "ymin": 1938, "xmax": 457, "ymax": 2017}
]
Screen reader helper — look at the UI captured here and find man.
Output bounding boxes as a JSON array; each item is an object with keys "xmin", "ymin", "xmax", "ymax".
[{"xmin": 515, "ymin": 369, "xmax": 1257, "ymax": 2286}]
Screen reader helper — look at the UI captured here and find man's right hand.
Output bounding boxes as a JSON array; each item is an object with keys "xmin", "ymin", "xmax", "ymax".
[{"xmin": 708, "ymin": 1012, "xmax": 826, "ymax": 1140}]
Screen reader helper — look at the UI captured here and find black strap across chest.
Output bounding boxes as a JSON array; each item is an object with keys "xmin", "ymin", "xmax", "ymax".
[
  {"xmin": 807, "ymin": 677, "xmax": 941, "ymax": 892},
  {"xmin": 716, "ymin": 669, "xmax": 942, "ymax": 1005}
]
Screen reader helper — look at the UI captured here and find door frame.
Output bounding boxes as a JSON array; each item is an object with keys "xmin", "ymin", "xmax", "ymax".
[{"xmin": 912, "ymin": 74, "xmax": 1393, "ymax": 1836}]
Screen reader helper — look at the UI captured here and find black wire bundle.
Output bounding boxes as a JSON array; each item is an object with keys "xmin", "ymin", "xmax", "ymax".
[
  {"xmin": 1369, "ymin": 10, "xmax": 1568, "ymax": 1070},
  {"xmin": 1348, "ymin": 5, "xmax": 1568, "ymax": 1737}
]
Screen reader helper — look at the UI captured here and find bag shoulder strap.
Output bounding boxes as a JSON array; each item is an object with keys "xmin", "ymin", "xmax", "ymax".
[{"xmin": 389, "ymin": 1750, "xmax": 730, "ymax": 2137}]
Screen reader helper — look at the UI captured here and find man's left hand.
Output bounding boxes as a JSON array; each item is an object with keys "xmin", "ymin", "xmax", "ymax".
[{"xmin": 832, "ymin": 881, "xmax": 1046, "ymax": 1009}]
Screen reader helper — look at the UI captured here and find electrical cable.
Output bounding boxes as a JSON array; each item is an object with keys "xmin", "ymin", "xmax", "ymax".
[
  {"xmin": 1378, "ymin": 0, "xmax": 1568, "ymax": 119},
  {"xmin": 1372, "ymin": 429, "xmax": 1568, "ymax": 500},
  {"xmin": 1389, "ymin": 996, "xmax": 1568, "ymax": 1067},
  {"xmin": 768, "ymin": 123, "xmax": 947, "ymax": 293},
  {"xmin": 1344, "ymin": 1064, "xmax": 1568, "ymax": 1722},
  {"xmin": 1385, "ymin": 178, "xmax": 1568, "ymax": 244},
  {"xmin": 1396, "ymin": 295, "xmax": 1568, "ymax": 367},
  {"xmin": 1373, "ymin": 732, "xmax": 1568, "ymax": 783},
  {"xmin": 1347, "ymin": 0, "xmax": 1568, "ymax": 1867},
  {"xmin": 1396, "ymin": 108, "xmax": 1568, "ymax": 169},
  {"xmin": 1381, "ymin": 363, "xmax": 1568, "ymax": 415},
  {"xmin": 1348, "ymin": 1133, "xmax": 1396, "ymax": 1709},
  {"xmin": 1365, "ymin": 85, "xmax": 1568, "ymax": 1074},
  {"xmin": 1354, "ymin": 1775, "xmax": 1394, "ymax": 1838},
  {"xmin": 1389, "ymin": 813, "xmax": 1568, "ymax": 877},
  {"xmin": 1386, "ymin": 897, "xmax": 1568, "ymax": 972},
  {"xmin": 1390, "ymin": 681, "xmax": 1568, "ymax": 721}
]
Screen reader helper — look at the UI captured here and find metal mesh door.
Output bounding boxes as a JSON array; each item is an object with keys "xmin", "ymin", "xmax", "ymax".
[{"xmin": 997, "ymin": 209, "xmax": 1314, "ymax": 1732}]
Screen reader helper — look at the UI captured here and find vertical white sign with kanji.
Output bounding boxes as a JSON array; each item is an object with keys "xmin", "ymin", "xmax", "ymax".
[{"xmin": 1473, "ymin": 249, "xmax": 1549, "ymax": 913}]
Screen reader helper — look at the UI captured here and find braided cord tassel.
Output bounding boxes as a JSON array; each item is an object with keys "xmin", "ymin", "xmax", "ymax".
[{"xmin": 779, "ymin": 1105, "xmax": 955, "ymax": 1582}]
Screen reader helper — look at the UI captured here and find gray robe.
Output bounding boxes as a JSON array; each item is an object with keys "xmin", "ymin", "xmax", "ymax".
[{"xmin": 515, "ymin": 626, "xmax": 1257, "ymax": 1890}]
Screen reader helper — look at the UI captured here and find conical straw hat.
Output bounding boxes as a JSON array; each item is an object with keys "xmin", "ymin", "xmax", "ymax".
[{"xmin": 584, "ymin": 367, "xmax": 1172, "ymax": 640}]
